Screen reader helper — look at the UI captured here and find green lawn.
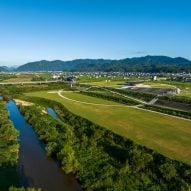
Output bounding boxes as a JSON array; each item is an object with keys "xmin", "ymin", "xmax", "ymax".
[
  {"xmin": 25, "ymin": 91, "xmax": 191, "ymax": 164},
  {"xmin": 60, "ymin": 91, "xmax": 122, "ymax": 105}
]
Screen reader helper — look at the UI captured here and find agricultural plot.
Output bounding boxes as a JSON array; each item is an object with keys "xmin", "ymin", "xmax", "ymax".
[
  {"xmin": 130, "ymin": 87, "xmax": 174, "ymax": 95},
  {"xmin": 145, "ymin": 81, "xmax": 191, "ymax": 98},
  {"xmin": 3, "ymin": 74, "xmax": 34, "ymax": 82},
  {"xmin": 25, "ymin": 91, "xmax": 191, "ymax": 164},
  {"xmin": 82, "ymin": 80, "xmax": 125, "ymax": 87}
]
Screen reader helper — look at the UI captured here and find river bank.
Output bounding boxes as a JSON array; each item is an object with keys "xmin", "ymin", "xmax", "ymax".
[{"xmin": 6, "ymin": 100, "xmax": 82, "ymax": 191}]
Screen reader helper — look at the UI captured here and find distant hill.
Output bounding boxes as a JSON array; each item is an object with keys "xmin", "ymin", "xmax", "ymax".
[
  {"xmin": 17, "ymin": 59, "xmax": 111, "ymax": 72},
  {"xmin": 16, "ymin": 56, "xmax": 191, "ymax": 72},
  {"xmin": 0, "ymin": 66, "xmax": 8, "ymax": 72}
]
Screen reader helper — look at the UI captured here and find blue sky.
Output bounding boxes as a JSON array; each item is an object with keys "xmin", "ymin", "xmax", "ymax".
[{"xmin": 0, "ymin": 0, "xmax": 191, "ymax": 66}]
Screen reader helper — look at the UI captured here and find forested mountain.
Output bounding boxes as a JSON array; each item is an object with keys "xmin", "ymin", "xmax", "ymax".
[
  {"xmin": 16, "ymin": 56, "xmax": 191, "ymax": 72},
  {"xmin": 0, "ymin": 66, "xmax": 8, "ymax": 72},
  {"xmin": 16, "ymin": 59, "xmax": 111, "ymax": 72}
]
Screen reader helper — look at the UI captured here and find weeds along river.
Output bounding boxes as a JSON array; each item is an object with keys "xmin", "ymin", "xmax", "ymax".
[{"xmin": 6, "ymin": 100, "xmax": 82, "ymax": 191}]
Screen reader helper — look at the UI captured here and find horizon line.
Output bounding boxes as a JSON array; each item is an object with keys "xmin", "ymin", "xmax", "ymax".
[{"xmin": 1, "ymin": 54, "xmax": 191, "ymax": 67}]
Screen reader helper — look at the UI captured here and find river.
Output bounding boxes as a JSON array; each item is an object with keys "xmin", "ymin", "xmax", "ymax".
[{"xmin": 6, "ymin": 100, "xmax": 82, "ymax": 191}]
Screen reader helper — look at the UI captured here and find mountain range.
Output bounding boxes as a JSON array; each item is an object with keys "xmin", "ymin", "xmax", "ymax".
[
  {"xmin": 0, "ymin": 66, "xmax": 9, "ymax": 72},
  {"xmin": 1, "ymin": 56, "xmax": 191, "ymax": 73}
]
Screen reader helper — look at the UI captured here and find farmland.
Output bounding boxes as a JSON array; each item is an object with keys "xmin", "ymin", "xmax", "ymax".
[
  {"xmin": 144, "ymin": 80, "xmax": 191, "ymax": 98},
  {"xmin": 25, "ymin": 90, "xmax": 191, "ymax": 164},
  {"xmin": 0, "ymin": 73, "xmax": 53, "ymax": 83}
]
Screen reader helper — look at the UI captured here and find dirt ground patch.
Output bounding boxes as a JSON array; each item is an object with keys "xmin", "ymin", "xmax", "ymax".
[{"xmin": 14, "ymin": 99, "xmax": 34, "ymax": 106}]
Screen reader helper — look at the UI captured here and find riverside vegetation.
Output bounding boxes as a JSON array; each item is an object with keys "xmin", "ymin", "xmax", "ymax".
[
  {"xmin": 0, "ymin": 100, "xmax": 19, "ymax": 190},
  {"xmin": 0, "ymin": 99, "xmax": 42, "ymax": 191},
  {"xmin": 19, "ymin": 97, "xmax": 191, "ymax": 191}
]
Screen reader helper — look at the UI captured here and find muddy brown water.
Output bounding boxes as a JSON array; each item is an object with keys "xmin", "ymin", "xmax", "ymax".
[{"xmin": 6, "ymin": 100, "xmax": 82, "ymax": 191}]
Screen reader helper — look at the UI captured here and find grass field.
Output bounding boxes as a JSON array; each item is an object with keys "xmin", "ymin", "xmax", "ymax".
[
  {"xmin": 25, "ymin": 91, "xmax": 191, "ymax": 164},
  {"xmin": 84, "ymin": 78, "xmax": 191, "ymax": 98},
  {"xmin": 3, "ymin": 74, "xmax": 33, "ymax": 82},
  {"xmin": 82, "ymin": 80, "xmax": 126, "ymax": 87},
  {"xmin": 60, "ymin": 91, "xmax": 122, "ymax": 105}
]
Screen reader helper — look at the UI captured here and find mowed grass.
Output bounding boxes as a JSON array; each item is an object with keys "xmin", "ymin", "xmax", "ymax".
[
  {"xmin": 61, "ymin": 91, "xmax": 122, "ymax": 105},
  {"xmin": 25, "ymin": 91, "xmax": 191, "ymax": 164}
]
